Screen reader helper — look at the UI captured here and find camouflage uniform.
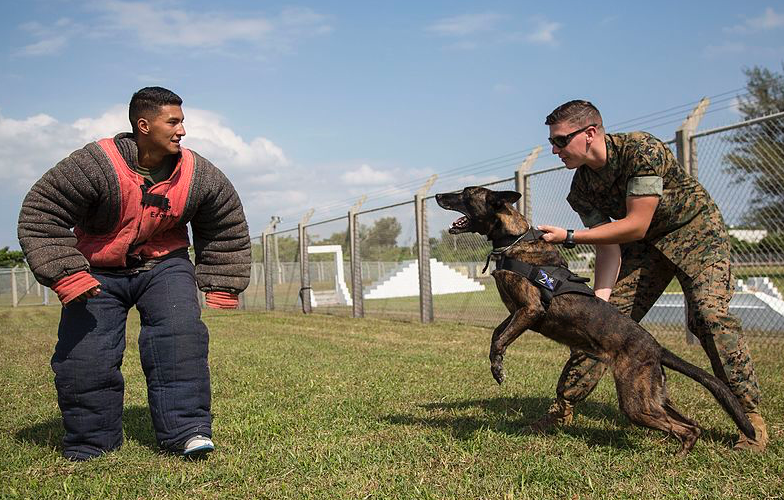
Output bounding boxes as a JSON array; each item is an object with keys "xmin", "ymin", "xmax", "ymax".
[{"xmin": 558, "ymin": 131, "xmax": 760, "ymax": 413}]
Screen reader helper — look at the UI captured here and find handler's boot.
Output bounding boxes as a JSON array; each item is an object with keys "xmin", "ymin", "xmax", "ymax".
[
  {"xmin": 524, "ymin": 398, "xmax": 574, "ymax": 434},
  {"xmin": 733, "ymin": 412, "xmax": 768, "ymax": 452}
]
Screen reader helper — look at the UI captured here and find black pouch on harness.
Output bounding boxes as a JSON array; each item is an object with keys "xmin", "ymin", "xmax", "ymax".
[{"xmin": 497, "ymin": 257, "xmax": 594, "ymax": 308}]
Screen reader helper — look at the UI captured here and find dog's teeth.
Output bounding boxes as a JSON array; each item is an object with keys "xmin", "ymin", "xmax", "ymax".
[{"xmin": 451, "ymin": 216, "xmax": 468, "ymax": 228}]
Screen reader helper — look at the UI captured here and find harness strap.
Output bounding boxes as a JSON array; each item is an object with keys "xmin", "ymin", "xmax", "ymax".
[{"xmin": 496, "ymin": 257, "xmax": 594, "ymax": 309}]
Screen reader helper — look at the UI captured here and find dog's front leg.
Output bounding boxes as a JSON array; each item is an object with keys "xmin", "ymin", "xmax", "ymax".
[{"xmin": 490, "ymin": 309, "xmax": 538, "ymax": 384}]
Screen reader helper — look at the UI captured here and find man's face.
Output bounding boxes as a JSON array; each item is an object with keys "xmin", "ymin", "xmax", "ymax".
[
  {"xmin": 142, "ymin": 104, "xmax": 186, "ymax": 155},
  {"xmin": 548, "ymin": 121, "xmax": 590, "ymax": 170}
]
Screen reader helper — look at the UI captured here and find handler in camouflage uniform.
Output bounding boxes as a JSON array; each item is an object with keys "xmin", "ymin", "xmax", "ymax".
[{"xmin": 536, "ymin": 100, "xmax": 767, "ymax": 451}]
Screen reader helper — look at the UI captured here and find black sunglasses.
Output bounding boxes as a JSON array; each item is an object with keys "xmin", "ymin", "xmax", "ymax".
[{"xmin": 548, "ymin": 123, "xmax": 597, "ymax": 148}]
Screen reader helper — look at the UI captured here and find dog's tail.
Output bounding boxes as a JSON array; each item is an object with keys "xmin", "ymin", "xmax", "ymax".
[{"xmin": 660, "ymin": 348, "xmax": 755, "ymax": 439}]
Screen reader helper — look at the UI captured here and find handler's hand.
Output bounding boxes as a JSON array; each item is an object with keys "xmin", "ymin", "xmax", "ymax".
[
  {"xmin": 537, "ymin": 225, "xmax": 567, "ymax": 244},
  {"xmin": 74, "ymin": 286, "xmax": 101, "ymax": 302}
]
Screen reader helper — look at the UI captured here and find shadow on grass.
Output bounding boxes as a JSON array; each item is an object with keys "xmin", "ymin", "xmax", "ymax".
[
  {"xmin": 14, "ymin": 405, "xmax": 159, "ymax": 453},
  {"xmin": 383, "ymin": 395, "xmax": 739, "ymax": 451}
]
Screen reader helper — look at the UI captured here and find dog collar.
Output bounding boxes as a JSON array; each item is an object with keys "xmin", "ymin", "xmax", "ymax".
[
  {"xmin": 492, "ymin": 227, "xmax": 545, "ymax": 249},
  {"xmin": 482, "ymin": 227, "xmax": 545, "ymax": 273}
]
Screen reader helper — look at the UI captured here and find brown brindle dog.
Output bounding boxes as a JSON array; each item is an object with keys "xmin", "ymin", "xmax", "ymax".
[{"xmin": 435, "ymin": 186, "xmax": 754, "ymax": 455}]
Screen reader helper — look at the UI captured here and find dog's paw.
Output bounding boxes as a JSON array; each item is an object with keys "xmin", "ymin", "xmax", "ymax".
[{"xmin": 491, "ymin": 359, "xmax": 506, "ymax": 385}]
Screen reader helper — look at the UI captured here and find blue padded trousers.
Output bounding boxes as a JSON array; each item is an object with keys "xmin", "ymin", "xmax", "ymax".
[{"xmin": 51, "ymin": 257, "xmax": 211, "ymax": 460}]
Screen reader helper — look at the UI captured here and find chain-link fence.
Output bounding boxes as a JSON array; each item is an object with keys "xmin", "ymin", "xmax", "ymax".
[
  {"xmin": 691, "ymin": 113, "xmax": 784, "ymax": 336},
  {"xmin": 355, "ymin": 201, "xmax": 419, "ymax": 321},
  {"xmin": 302, "ymin": 216, "xmax": 353, "ymax": 317},
  {"xmin": 3, "ymin": 110, "xmax": 784, "ymax": 342},
  {"xmin": 0, "ymin": 266, "xmax": 50, "ymax": 307},
  {"xmin": 241, "ymin": 235, "xmax": 267, "ymax": 310},
  {"xmin": 241, "ymin": 110, "xmax": 784, "ymax": 342},
  {"xmin": 260, "ymin": 227, "xmax": 301, "ymax": 312}
]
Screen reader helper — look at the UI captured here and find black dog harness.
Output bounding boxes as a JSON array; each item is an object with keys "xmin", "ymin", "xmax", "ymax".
[{"xmin": 485, "ymin": 228, "xmax": 595, "ymax": 308}]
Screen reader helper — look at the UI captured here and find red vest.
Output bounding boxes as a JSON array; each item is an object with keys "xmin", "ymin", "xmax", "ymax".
[{"xmin": 75, "ymin": 138, "xmax": 193, "ymax": 267}]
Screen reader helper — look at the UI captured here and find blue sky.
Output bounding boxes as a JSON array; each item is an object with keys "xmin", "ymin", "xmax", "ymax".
[{"xmin": 1, "ymin": 1, "xmax": 783, "ymax": 248}]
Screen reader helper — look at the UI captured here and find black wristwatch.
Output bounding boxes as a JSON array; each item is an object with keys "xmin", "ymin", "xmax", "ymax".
[{"xmin": 563, "ymin": 229, "xmax": 576, "ymax": 249}]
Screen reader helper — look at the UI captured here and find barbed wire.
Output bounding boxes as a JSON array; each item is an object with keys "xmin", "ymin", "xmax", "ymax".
[{"xmin": 272, "ymin": 88, "xmax": 754, "ymax": 229}]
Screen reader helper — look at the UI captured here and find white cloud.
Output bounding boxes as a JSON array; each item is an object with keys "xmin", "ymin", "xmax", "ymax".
[
  {"xmin": 525, "ymin": 17, "xmax": 561, "ymax": 45},
  {"xmin": 92, "ymin": 1, "xmax": 272, "ymax": 49},
  {"xmin": 91, "ymin": 1, "xmax": 331, "ymax": 54},
  {"xmin": 0, "ymin": 106, "xmax": 430, "ymax": 245},
  {"xmin": 15, "ymin": 36, "xmax": 69, "ymax": 56},
  {"xmin": 341, "ymin": 164, "xmax": 395, "ymax": 186},
  {"xmin": 181, "ymin": 109, "xmax": 288, "ymax": 171},
  {"xmin": 703, "ymin": 41, "xmax": 746, "ymax": 58},
  {"xmin": 0, "ymin": 105, "xmax": 291, "ymax": 245},
  {"xmin": 427, "ymin": 12, "xmax": 560, "ymax": 48},
  {"xmin": 12, "ymin": 2, "xmax": 331, "ymax": 57},
  {"xmin": 726, "ymin": 7, "xmax": 784, "ymax": 34},
  {"xmin": 242, "ymin": 189, "xmax": 310, "ymax": 225},
  {"xmin": 708, "ymin": 7, "xmax": 784, "ymax": 57},
  {"xmin": 72, "ymin": 105, "xmax": 132, "ymax": 141},
  {"xmin": 0, "ymin": 112, "xmax": 77, "ymax": 190},
  {"xmin": 13, "ymin": 18, "xmax": 81, "ymax": 56},
  {"xmin": 427, "ymin": 12, "xmax": 502, "ymax": 36}
]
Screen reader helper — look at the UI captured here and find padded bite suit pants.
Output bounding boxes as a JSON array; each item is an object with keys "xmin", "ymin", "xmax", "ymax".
[{"xmin": 51, "ymin": 257, "xmax": 211, "ymax": 460}]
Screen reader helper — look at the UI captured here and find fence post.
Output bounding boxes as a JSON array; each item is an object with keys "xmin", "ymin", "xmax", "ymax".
[
  {"xmin": 675, "ymin": 97, "xmax": 710, "ymax": 345},
  {"xmin": 515, "ymin": 146, "xmax": 541, "ymax": 218},
  {"xmin": 298, "ymin": 209, "xmax": 315, "ymax": 314},
  {"xmin": 263, "ymin": 232, "xmax": 274, "ymax": 311},
  {"xmin": 416, "ymin": 175, "xmax": 438, "ymax": 323},
  {"xmin": 676, "ymin": 98, "xmax": 709, "ymax": 177},
  {"xmin": 11, "ymin": 266, "xmax": 18, "ymax": 307},
  {"xmin": 298, "ymin": 223, "xmax": 311, "ymax": 314},
  {"xmin": 349, "ymin": 196, "xmax": 367, "ymax": 318}
]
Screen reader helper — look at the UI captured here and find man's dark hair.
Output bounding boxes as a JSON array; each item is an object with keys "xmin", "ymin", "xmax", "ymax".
[
  {"xmin": 129, "ymin": 87, "xmax": 183, "ymax": 133},
  {"xmin": 545, "ymin": 100, "xmax": 603, "ymax": 127}
]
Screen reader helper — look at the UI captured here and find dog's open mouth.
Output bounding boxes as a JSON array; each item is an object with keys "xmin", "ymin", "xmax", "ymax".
[{"xmin": 449, "ymin": 216, "xmax": 470, "ymax": 234}]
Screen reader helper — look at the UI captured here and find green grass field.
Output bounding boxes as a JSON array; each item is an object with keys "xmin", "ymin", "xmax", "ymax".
[{"xmin": 1, "ymin": 306, "xmax": 782, "ymax": 499}]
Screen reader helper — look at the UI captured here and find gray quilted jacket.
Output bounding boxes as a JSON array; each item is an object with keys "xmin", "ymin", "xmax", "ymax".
[{"xmin": 17, "ymin": 133, "xmax": 251, "ymax": 294}]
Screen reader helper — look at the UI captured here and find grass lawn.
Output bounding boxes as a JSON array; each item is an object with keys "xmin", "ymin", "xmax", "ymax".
[{"xmin": 1, "ymin": 306, "xmax": 782, "ymax": 499}]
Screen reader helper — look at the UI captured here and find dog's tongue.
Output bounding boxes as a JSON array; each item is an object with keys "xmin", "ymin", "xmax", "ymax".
[{"xmin": 451, "ymin": 216, "xmax": 468, "ymax": 230}]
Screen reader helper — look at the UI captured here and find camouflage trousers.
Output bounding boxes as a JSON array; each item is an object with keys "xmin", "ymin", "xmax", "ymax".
[{"xmin": 556, "ymin": 241, "xmax": 761, "ymax": 413}]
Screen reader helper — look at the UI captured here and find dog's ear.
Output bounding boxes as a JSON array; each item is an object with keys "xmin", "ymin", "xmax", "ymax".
[{"xmin": 489, "ymin": 190, "xmax": 522, "ymax": 208}]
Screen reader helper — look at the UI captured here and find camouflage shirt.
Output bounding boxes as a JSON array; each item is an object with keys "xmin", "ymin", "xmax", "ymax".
[{"xmin": 566, "ymin": 132, "xmax": 729, "ymax": 269}]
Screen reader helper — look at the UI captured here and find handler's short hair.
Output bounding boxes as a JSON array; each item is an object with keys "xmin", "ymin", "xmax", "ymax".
[
  {"xmin": 545, "ymin": 100, "xmax": 603, "ymax": 127},
  {"xmin": 129, "ymin": 87, "xmax": 183, "ymax": 133}
]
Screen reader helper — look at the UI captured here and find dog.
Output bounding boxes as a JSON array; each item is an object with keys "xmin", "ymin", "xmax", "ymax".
[{"xmin": 435, "ymin": 186, "xmax": 754, "ymax": 455}]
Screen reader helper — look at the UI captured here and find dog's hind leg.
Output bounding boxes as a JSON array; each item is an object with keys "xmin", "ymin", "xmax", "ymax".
[
  {"xmin": 614, "ymin": 363, "xmax": 701, "ymax": 455},
  {"xmin": 663, "ymin": 401, "xmax": 701, "ymax": 453}
]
